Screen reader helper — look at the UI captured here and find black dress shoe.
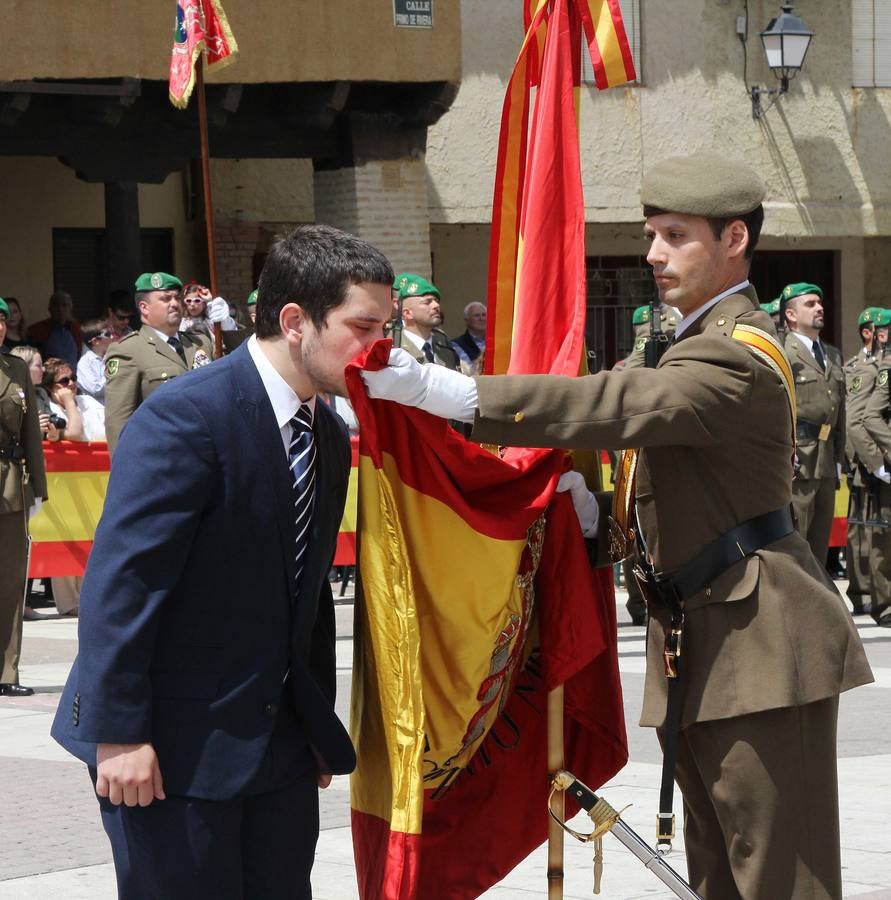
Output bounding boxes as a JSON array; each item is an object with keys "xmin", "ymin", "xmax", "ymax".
[
  {"xmin": 878, "ymin": 616, "xmax": 891, "ymax": 629},
  {"xmin": 0, "ymin": 683, "xmax": 35, "ymax": 697}
]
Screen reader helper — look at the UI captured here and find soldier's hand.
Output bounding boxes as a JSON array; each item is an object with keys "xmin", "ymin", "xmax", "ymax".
[
  {"xmin": 96, "ymin": 742, "xmax": 166, "ymax": 807},
  {"xmin": 556, "ymin": 470, "xmax": 599, "ymax": 537},
  {"xmin": 206, "ymin": 296, "xmax": 237, "ymax": 331}
]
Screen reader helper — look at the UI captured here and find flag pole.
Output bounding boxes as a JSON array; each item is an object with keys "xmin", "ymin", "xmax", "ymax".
[
  {"xmin": 195, "ymin": 55, "xmax": 223, "ymax": 358},
  {"xmin": 547, "ymin": 683, "xmax": 566, "ymax": 898}
]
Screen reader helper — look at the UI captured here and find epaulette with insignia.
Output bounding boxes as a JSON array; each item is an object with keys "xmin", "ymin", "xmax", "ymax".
[{"xmin": 117, "ymin": 331, "xmax": 137, "ymax": 343}]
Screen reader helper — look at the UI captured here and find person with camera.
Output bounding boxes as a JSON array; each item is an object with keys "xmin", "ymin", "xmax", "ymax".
[{"xmin": 0, "ymin": 299, "xmax": 48, "ymax": 695}]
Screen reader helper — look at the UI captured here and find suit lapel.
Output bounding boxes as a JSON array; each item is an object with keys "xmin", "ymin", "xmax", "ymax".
[
  {"xmin": 140, "ymin": 326, "xmax": 187, "ymax": 370},
  {"xmin": 788, "ymin": 334, "xmax": 825, "ymax": 378}
]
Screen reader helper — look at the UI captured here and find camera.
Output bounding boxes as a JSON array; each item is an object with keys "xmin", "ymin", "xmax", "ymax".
[{"xmin": 48, "ymin": 413, "xmax": 67, "ymax": 429}]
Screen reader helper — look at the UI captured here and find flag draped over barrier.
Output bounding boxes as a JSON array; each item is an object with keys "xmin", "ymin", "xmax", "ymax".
[
  {"xmin": 169, "ymin": 0, "xmax": 238, "ymax": 109},
  {"xmin": 348, "ymin": 3, "xmax": 636, "ymax": 895}
]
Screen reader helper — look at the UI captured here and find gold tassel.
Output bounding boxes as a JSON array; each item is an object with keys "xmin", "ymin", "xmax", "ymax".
[{"xmin": 593, "ymin": 836, "xmax": 603, "ymax": 894}]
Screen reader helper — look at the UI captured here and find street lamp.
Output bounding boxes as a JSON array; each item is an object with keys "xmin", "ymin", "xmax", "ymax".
[{"xmin": 750, "ymin": 3, "xmax": 814, "ymax": 119}]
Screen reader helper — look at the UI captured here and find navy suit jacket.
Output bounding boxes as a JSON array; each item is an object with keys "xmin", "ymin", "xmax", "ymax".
[{"xmin": 51, "ymin": 342, "xmax": 356, "ymax": 799}]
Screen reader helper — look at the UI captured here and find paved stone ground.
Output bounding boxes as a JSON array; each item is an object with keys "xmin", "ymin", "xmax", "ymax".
[{"xmin": 1, "ymin": 581, "xmax": 889, "ymax": 898}]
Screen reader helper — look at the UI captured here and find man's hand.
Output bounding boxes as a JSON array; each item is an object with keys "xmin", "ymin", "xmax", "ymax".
[
  {"xmin": 96, "ymin": 743, "xmax": 166, "ymax": 807},
  {"xmin": 205, "ymin": 297, "xmax": 237, "ymax": 331},
  {"xmin": 318, "ymin": 772, "xmax": 333, "ymax": 789},
  {"xmin": 361, "ymin": 348, "xmax": 477, "ymax": 421},
  {"xmin": 556, "ymin": 470, "xmax": 599, "ymax": 538}
]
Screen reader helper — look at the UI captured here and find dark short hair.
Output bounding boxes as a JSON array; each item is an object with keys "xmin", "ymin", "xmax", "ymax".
[
  {"xmin": 255, "ymin": 225, "xmax": 394, "ymax": 339},
  {"xmin": 82, "ymin": 318, "xmax": 108, "ymax": 345},
  {"xmin": 42, "ymin": 357, "xmax": 71, "ymax": 388},
  {"xmin": 643, "ymin": 205, "xmax": 764, "ymax": 260}
]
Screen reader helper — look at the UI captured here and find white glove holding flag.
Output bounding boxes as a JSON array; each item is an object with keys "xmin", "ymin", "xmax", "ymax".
[
  {"xmin": 205, "ymin": 296, "xmax": 237, "ymax": 331},
  {"xmin": 556, "ymin": 470, "xmax": 599, "ymax": 538},
  {"xmin": 361, "ymin": 348, "xmax": 478, "ymax": 422},
  {"xmin": 874, "ymin": 465, "xmax": 891, "ymax": 484}
]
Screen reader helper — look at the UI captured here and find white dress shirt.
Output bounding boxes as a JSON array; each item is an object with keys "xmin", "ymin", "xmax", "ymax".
[
  {"xmin": 247, "ymin": 335, "xmax": 316, "ymax": 458},
  {"xmin": 789, "ymin": 329, "xmax": 823, "ymax": 362},
  {"xmin": 76, "ymin": 349, "xmax": 106, "ymax": 403}
]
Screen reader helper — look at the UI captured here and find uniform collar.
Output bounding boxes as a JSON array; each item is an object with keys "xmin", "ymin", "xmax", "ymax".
[{"xmin": 674, "ymin": 280, "xmax": 751, "ymax": 340}]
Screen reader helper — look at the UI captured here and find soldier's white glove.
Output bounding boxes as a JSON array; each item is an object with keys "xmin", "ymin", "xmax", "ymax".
[
  {"xmin": 361, "ymin": 348, "xmax": 478, "ymax": 422},
  {"xmin": 556, "ymin": 470, "xmax": 599, "ymax": 538},
  {"xmin": 206, "ymin": 297, "xmax": 237, "ymax": 331},
  {"xmin": 28, "ymin": 498, "xmax": 43, "ymax": 520},
  {"xmin": 874, "ymin": 465, "xmax": 891, "ymax": 484}
]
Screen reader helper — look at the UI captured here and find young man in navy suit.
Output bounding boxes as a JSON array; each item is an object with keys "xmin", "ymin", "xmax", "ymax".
[{"xmin": 52, "ymin": 225, "xmax": 395, "ymax": 899}]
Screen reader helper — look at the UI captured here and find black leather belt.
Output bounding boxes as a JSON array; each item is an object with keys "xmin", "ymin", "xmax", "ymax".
[
  {"xmin": 796, "ymin": 420, "xmax": 824, "ymax": 441},
  {"xmin": 660, "ymin": 506, "xmax": 794, "ymax": 603}
]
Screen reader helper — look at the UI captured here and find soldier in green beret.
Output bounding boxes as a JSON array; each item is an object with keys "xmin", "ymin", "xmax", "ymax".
[
  {"xmin": 246, "ymin": 289, "xmax": 258, "ymax": 325},
  {"xmin": 103, "ymin": 273, "xmax": 215, "ymax": 453},
  {"xmin": 391, "ymin": 273, "xmax": 459, "ymax": 370},
  {"xmin": 623, "ymin": 302, "xmax": 680, "ymax": 370},
  {"xmin": 858, "ymin": 308, "xmax": 891, "ymax": 628},
  {"xmin": 779, "ymin": 283, "xmax": 845, "ymax": 567},
  {"xmin": 844, "ymin": 307, "xmax": 890, "ymax": 615},
  {"xmin": 0, "ymin": 297, "xmax": 49, "ymax": 696},
  {"xmin": 363, "ymin": 152, "xmax": 873, "ymax": 899},
  {"xmin": 759, "ymin": 297, "xmax": 782, "ymax": 331}
]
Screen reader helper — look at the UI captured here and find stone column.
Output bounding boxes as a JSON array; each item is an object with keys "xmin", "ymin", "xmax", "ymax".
[{"xmin": 103, "ymin": 181, "xmax": 140, "ymax": 295}]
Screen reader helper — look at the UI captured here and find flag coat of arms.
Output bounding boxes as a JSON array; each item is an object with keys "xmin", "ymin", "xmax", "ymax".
[{"xmin": 169, "ymin": 0, "xmax": 238, "ymax": 109}]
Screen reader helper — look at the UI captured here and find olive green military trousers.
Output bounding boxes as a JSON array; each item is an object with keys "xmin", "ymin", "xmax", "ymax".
[
  {"xmin": 791, "ymin": 476, "xmax": 836, "ymax": 570},
  {"xmin": 868, "ymin": 481, "xmax": 891, "ymax": 625},
  {"xmin": 669, "ymin": 697, "xmax": 841, "ymax": 900},
  {"xmin": 0, "ymin": 510, "xmax": 28, "ymax": 684},
  {"xmin": 846, "ymin": 517, "xmax": 872, "ymax": 607}
]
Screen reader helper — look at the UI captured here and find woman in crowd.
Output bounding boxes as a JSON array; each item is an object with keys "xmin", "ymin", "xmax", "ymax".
[
  {"xmin": 1, "ymin": 298, "xmax": 28, "ymax": 351},
  {"xmin": 42, "ymin": 358, "xmax": 105, "ymax": 443}
]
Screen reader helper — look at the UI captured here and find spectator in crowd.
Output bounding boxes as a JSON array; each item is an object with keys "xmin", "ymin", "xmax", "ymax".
[
  {"xmin": 28, "ymin": 291, "xmax": 82, "ymax": 370},
  {"xmin": 43, "ymin": 358, "xmax": 105, "ymax": 443},
  {"xmin": 392, "ymin": 273, "xmax": 459, "ymax": 369},
  {"xmin": 77, "ymin": 319, "xmax": 116, "ymax": 403},
  {"xmin": 0, "ymin": 299, "xmax": 49, "ymax": 692},
  {"xmin": 105, "ymin": 290, "xmax": 136, "ymax": 340},
  {"xmin": 10, "ymin": 345, "xmax": 56, "ymax": 439},
  {"xmin": 180, "ymin": 281, "xmax": 243, "ymax": 353},
  {"xmin": 451, "ymin": 301, "xmax": 487, "ymax": 375},
  {"xmin": 1, "ymin": 298, "xmax": 28, "ymax": 351},
  {"xmin": 103, "ymin": 272, "xmax": 214, "ymax": 453}
]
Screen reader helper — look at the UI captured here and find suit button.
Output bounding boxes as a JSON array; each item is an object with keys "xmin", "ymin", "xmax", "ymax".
[
  {"xmin": 264, "ymin": 703, "xmax": 278, "ymax": 717},
  {"xmin": 514, "ymin": 411, "xmax": 525, "ymax": 423}
]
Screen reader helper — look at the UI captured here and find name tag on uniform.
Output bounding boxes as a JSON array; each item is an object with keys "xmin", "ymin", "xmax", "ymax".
[{"xmin": 819, "ymin": 423, "xmax": 831, "ymax": 441}]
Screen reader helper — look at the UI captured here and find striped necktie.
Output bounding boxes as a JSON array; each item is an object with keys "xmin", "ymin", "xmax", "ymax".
[{"xmin": 289, "ymin": 403, "xmax": 316, "ymax": 592}]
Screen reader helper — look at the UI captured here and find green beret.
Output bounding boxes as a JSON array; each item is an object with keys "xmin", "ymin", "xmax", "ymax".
[
  {"xmin": 641, "ymin": 152, "xmax": 766, "ymax": 218},
  {"xmin": 393, "ymin": 272, "xmax": 440, "ymax": 301},
  {"xmin": 134, "ymin": 272, "xmax": 183, "ymax": 292},
  {"xmin": 760, "ymin": 299, "xmax": 781, "ymax": 316},
  {"xmin": 631, "ymin": 305, "xmax": 651, "ymax": 326},
  {"xmin": 246, "ymin": 289, "xmax": 258, "ymax": 306},
  {"xmin": 781, "ymin": 282, "xmax": 823, "ymax": 302},
  {"xmin": 858, "ymin": 307, "xmax": 884, "ymax": 327},
  {"xmin": 0, "ymin": 297, "xmax": 8, "ymax": 318},
  {"xmin": 875, "ymin": 309, "xmax": 891, "ymax": 328}
]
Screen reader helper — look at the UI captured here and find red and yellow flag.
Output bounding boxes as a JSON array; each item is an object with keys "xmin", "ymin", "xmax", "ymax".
[
  {"xmin": 486, "ymin": 0, "xmax": 635, "ymax": 376},
  {"xmin": 168, "ymin": 0, "xmax": 238, "ymax": 109}
]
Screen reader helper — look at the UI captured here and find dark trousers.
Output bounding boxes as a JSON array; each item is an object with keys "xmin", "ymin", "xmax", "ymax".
[
  {"xmin": 671, "ymin": 697, "xmax": 841, "ymax": 900},
  {"xmin": 94, "ymin": 687, "xmax": 319, "ymax": 900}
]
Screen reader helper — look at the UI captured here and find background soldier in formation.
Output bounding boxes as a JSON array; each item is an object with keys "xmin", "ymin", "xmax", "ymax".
[
  {"xmin": 845, "ymin": 307, "xmax": 891, "ymax": 616},
  {"xmin": 104, "ymin": 273, "xmax": 214, "ymax": 453},
  {"xmin": 623, "ymin": 302, "xmax": 679, "ymax": 370},
  {"xmin": 781, "ymin": 282, "xmax": 845, "ymax": 566}
]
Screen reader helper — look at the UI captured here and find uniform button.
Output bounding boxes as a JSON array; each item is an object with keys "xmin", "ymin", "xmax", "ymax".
[
  {"xmin": 161, "ymin": 372, "xmax": 168, "ymax": 379},
  {"xmin": 263, "ymin": 703, "xmax": 278, "ymax": 716},
  {"xmin": 716, "ymin": 317, "xmax": 726, "ymax": 326},
  {"xmin": 514, "ymin": 411, "xmax": 525, "ymax": 423}
]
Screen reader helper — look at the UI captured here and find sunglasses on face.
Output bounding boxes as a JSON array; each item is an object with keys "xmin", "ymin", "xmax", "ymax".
[
  {"xmin": 54, "ymin": 375, "xmax": 76, "ymax": 386},
  {"xmin": 89, "ymin": 330, "xmax": 114, "ymax": 342}
]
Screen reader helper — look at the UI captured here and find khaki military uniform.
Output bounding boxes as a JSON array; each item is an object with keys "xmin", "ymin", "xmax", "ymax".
[
  {"xmin": 844, "ymin": 348, "xmax": 882, "ymax": 610},
  {"xmin": 471, "ymin": 290, "xmax": 873, "ymax": 899},
  {"xmin": 784, "ymin": 331, "xmax": 845, "ymax": 565},
  {"xmin": 622, "ymin": 305, "xmax": 680, "ymax": 621},
  {"xmin": 860, "ymin": 356, "xmax": 891, "ymax": 625},
  {"xmin": 103, "ymin": 325, "xmax": 214, "ymax": 453},
  {"xmin": 0, "ymin": 353, "xmax": 48, "ymax": 684},
  {"xmin": 396, "ymin": 328, "xmax": 460, "ymax": 371}
]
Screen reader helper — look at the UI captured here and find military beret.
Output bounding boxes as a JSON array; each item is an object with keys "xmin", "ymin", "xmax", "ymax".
[
  {"xmin": 760, "ymin": 298, "xmax": 781, "ymax": 316},
  {"xmin": 875, "ymin": 309, "xmax": 891, "ymax": 328},
  {"xmin": 134, "ymin": 272, "xmax": 183, "ymax": 292},
  {"xmin": 0, "ymin": 297, "xmax": 8, "ymax": 318},
  {"xmin": 781, "ymin": 282, "xmax": 823, "ymax": 302},
  {"xmin": 631, "ymin": 305, "xmax": 651, "ymax": 326},
  {"xmin": 858, "ymin": 307, "xmax": 885, "ymax": 327},
  {"xmin": 641, "ymin": 152, "xmax": 766, "ymax": 218},
  {"xmin": 393, "ymin": 272, "xmax": 440, "ymax": 301},
  {"xmin": 246, "ymin": 289, "xmax": 258, "ymax": 306}
]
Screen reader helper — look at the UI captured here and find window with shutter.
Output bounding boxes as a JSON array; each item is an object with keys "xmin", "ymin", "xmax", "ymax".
[
  {"xmin": 581, "ymin": 0, "xmax": 641, "ymax": 86},
  {"xmin": 852, "ymin": 0, "xmax": 891, "ymax": 87}
]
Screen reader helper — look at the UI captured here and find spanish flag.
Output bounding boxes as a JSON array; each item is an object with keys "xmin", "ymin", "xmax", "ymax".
[{"xmin": 347, "ymin": 344, "xmax": 627, "ymax": 898}]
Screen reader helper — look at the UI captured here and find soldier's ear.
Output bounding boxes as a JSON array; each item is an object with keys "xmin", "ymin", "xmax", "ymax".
[
  {"xmin": 725, "ymin": 219, "xmax": 749, "ymax": 259},
  {"xmin": 280, "ymin": 303, "xmax": 305, "ymax": 340}
]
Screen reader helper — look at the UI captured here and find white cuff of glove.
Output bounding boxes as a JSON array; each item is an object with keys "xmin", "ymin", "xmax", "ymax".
[
  {"xmin": 206, "ymin": 297, "xmax": 236, "ymax": 330},
  {"xmin": 875, "ymin": 464, "xmax": 891, "ymax": 484},
  {"xmin": 361, "ymin": 348, "xmax": 478, "ymax": 422},
  {"xmin": 28, "ymin": 498, "xmax": 43, "ymax": 520},
  {"xmin": 556, "ymin": 470, "xmax": 599, "ymax": 538}
]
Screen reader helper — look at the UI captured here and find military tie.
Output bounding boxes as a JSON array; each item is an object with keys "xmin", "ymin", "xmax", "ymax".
[
  {"xmin": 813, "ymin": 339, "xmax": 826, "ymax": 372},
  {"xmin": 422, "ymin": 340, "xmax": 435, "ymax": 363},
  {"xmin": 167, "ymin": 335, "xmax": 187, "ymax": 364},
  {"xmin": 289, "ymin": 403, "xmax": 316, "ymax": 593}
]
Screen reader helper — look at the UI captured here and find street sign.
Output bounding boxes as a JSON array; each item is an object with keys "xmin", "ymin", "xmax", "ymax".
[{"xmin": 394, "ymin": 0, "xmax": 433, "ymax": 28}]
